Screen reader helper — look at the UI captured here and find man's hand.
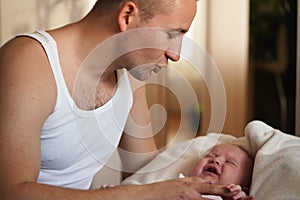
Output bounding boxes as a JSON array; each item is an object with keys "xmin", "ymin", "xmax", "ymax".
[
  {"xmin": 97, "ymin": 178, "xmax": 254, "ymax": 200},
  {"xmin": 122, "ymin": 177, "xmax": 237, "ymax": 200}
]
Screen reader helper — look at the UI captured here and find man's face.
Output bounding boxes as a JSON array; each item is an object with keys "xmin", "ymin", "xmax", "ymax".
[
  {"xmin": 189, "ymin": 144, "xmax": 253, "ymax": 187},
  {"xmin": 124, "ymin": 0, "xmax": 197, "ymax": 80}
]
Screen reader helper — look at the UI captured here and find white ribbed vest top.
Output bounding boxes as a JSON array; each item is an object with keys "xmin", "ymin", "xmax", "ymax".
[{"xmin": 20, "ymin": 31, "xmax": 133, "ymax": 189}]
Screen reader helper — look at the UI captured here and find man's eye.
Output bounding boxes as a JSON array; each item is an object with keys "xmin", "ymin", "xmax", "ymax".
[
  {"xmin": 166, "ymin": 32, "xmax": 176, "ymax": 39},
  {"xmin": 166, "ymin": 30, "xmax": 182, "ymax": 39}
]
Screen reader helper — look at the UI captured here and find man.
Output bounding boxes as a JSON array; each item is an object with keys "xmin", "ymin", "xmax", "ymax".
[{"xmin": 0, "ymin": 0, "xmax": 235, "ymax": 199}]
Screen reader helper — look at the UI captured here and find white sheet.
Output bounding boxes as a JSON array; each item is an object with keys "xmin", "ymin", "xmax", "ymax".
[
  {"xmin": 245, "ymin": 121, "xmax": 300, "ymax": 199},
  {"xmin": 122, "ymin": 120, "xmax": 300, "ymax": 200}
]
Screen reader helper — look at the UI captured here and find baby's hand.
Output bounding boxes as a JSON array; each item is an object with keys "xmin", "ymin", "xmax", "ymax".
[
  {"xmin": 98, "ymin": 184, "xmax": 115, "ymax": 189},
  {"xmin": 226, "ymin": 184, "xmax": 255, "ymax": 200}
]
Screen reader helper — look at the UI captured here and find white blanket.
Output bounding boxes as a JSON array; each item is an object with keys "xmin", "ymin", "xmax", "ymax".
[
  {"xmin": 246, "ymin": 121, "xmax": 300, "ymax": 199},
  {"xmin": 122, "ymin": 120, "xmax": 300, "ymax": 200}
]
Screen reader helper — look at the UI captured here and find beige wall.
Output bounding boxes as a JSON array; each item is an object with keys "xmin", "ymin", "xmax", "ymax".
[
  {"xmin": 0, "ymin": 0, "xmax": 95, "ymax": 45},
  {"xmin": 207, "ymin": 0, "xmax": 250, "ymax": 136},
  {"xmin": 167, "ymin": 0, "xmax": 250, "ymax": 137}
]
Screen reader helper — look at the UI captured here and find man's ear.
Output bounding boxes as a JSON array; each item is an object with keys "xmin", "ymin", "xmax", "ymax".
[{"xmin": 117, "ymin": 1, "xmax": 140, "ymax": 32}]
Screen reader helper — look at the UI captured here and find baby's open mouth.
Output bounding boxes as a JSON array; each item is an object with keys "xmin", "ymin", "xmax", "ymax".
[{"xmin": 204, "ymin": 166, "xmax": 220, "ymax": 176}]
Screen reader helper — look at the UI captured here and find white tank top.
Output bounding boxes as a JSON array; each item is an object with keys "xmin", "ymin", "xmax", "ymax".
[{"xmin": 20, "ymin": 31, "xmax": 133, "ymax": 189}]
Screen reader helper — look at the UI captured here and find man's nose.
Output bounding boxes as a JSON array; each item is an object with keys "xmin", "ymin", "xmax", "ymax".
[
  {"xmin": 165, "ymin": 50, "xmax": 180, "ymax": 62},
  {"xmin": 165, "ymin": 36, "xmax": 183, "ymax": 62}
]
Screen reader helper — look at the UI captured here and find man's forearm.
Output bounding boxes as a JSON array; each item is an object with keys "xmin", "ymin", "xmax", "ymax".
[
  {"xmin": 1, "ymin": 176, "xmax": 241, "ymax": 200},
  {"xmin": 2, "ymin": 182, "xmax": 144, "ymax": 200}
]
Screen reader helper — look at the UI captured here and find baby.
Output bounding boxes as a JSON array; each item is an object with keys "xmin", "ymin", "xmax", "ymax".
[
  {"xmin": 185, "ymin": 143, "xmax": 254, "ymax": 200},
  {"xmin": 103, "ymin": 143, "xmax": 254, "ymax": 200}
]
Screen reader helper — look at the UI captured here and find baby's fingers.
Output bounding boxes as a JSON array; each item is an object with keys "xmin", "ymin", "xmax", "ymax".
[
  {"xmin": 232, "ymin": 191, "xmax": 246, "ymax": 200},
  {"xmin": 227, "ymin": 184, "xmax": 242, "ymax": 193}
]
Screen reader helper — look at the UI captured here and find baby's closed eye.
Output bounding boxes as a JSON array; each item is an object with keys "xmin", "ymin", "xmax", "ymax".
[{"xmin": 225, "ymin": 160, "xmax": 238, "ymax": 167}]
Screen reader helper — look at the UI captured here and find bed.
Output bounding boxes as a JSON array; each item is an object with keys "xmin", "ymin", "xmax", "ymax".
[{"xmin": 122, "ymin": 120, "xmax": 300, "ymax": 200}]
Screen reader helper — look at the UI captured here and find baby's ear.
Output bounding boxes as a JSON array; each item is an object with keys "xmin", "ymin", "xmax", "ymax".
[{"xmin": 117, "ymin": 1, "xmax": 140, "ymax": 31}]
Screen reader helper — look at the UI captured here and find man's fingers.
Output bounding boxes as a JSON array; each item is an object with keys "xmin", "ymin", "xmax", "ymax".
[
  {"xmin": 188, "ymin": 176, "xmax": 213, "ymax": 184},
  {"xmin": 185, "ymin": 177, "xmax": 231, "ymax": 197},
  {"xmin": 197, "ymin": 184, "xmax": 231, "ymax": 197}
]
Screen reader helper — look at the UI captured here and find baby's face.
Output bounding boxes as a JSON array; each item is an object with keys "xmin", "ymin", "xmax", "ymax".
[{"xmin": 189, "ymin": 144, "xmax": 253, "ymax": 187}]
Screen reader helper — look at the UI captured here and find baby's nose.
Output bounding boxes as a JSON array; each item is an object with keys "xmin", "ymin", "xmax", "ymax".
[
  {"xmin": 213, "ymin": 159, "xmax": 220, "ymax": 165},
  {"xmin": 212, "ymin": 157, "xmax": 224, "ymax": 165}
]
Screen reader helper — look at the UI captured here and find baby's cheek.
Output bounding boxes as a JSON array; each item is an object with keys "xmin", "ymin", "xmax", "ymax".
[
  {"xmin": 220, "ymin": 172, "xmax": 240, "ymax": 186},
  {"xmin": 189, "ymin": 160, "xmax": 205, "ymax": 176}
]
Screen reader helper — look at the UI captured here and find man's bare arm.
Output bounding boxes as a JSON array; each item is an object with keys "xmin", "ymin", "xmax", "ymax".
[{"xmin": 119, "ymin": 78, "xmax": 158, "ymax": 176}]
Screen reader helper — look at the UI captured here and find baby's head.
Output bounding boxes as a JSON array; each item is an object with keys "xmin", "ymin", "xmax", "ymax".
[{"xmin": 189, "ymin": 144, "xmax": 253, "ymax": 187}]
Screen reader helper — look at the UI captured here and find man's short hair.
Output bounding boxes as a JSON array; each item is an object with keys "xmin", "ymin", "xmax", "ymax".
[{"xmin": 93, "ymin": 0, "xmax": 198, "ymax": 21}]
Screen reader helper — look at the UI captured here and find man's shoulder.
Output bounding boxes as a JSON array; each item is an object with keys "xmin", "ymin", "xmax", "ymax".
[
  {"xmin": 0, "ymin": 35, "xmax": 57, "ymax": 117},
  {"xmin": 0, "ymin": 35, "xmax": 51, "ymax": 73},
  {"xmin": 1, "ymin": 35, "xmax": 45, "ymax": 59}
]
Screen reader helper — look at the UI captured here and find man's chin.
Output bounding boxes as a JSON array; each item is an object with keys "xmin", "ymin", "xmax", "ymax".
[
  {"xmin": 129, "ymin": 70, "xmax": 152, "ymax": 81},
  {"xmin": 153, "ymin": 65, "xmax": 162, "ymax": 73}
]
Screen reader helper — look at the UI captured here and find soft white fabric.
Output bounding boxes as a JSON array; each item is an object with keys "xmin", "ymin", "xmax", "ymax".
[
  {"xmin": 245, "ymin": 121, "xmax": 300, "ymax": 200},
  {"xmin": 201, "ymin": 195, "xmax": 223, "ymax": 200},
  {"xmin": 19, "ymin": 31, "xmax": 133, "ymax": 189},
  {"xmin": 122, "ymin": 120, "xmax": 300, "ymax": 200}
]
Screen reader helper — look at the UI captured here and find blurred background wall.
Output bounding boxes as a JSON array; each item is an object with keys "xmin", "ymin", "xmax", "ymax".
[{"xmin": 0, "ymin": 0, "xmax": 96, "ymax": 44}]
